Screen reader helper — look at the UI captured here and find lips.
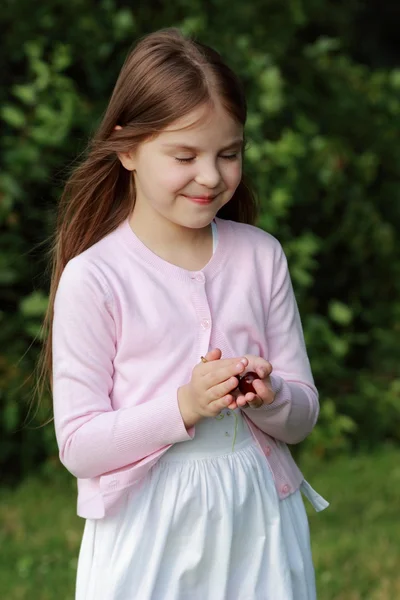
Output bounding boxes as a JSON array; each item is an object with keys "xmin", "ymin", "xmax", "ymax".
[{"xmin": 183, "ymin": 194, "xmax": 217, "ymax": 205}]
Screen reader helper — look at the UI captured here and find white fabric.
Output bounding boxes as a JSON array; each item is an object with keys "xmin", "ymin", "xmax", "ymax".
[
  {"xmin": 76, "ymin": 409, "xmax": 327, "ymax": 599},
  {"xmin": 211, "ymin": 219, "xmax": 218, "ymax": 253}
]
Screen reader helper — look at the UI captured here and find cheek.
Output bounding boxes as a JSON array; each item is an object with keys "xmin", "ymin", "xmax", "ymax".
[
  {"xmin": 224, "ymin": 162, "xmax": 242, "ymax": 189},
  {"xmin": 157, "ymin": 164, "xmax": 193, "ymax": 191}
]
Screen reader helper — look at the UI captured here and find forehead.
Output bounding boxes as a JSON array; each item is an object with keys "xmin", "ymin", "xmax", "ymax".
[{"xmin": 156, "ymin": 102, "xmax": 243, "ymax": 146}]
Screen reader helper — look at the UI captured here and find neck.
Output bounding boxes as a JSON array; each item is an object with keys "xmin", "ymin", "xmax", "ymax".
[{"xmin": 128, "ymin": 206, "xmax": 213, "ymax": 271}]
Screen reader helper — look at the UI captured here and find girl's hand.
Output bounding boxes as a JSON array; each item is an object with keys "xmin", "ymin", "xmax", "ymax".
[
  {"xmin": 229, "ymin": 354, "xmax": 276, "ymax": 410},
  {"xmin": 178, "ymin": 349, "xmax": 248, "ymax": 428}
]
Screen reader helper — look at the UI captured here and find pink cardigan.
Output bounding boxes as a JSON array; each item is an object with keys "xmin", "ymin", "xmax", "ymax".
[{"xmin": 52, "ymin": 217, "xmax": 319, "ymax": 519}]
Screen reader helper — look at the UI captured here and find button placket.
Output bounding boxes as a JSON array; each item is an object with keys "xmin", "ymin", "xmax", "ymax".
[{"xmin": 190, "ymin": 271, "xmax": 212, "ymax": 350}]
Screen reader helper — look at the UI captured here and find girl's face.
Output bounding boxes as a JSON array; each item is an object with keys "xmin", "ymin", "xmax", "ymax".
[{"xmin": 120, "ymin": 102, "xmax": 243, "ymax": 231}]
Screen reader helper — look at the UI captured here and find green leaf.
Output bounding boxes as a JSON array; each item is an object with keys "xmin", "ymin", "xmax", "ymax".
[
  {"xmin": 1, "ymin": 105, "xmax": 26, "ymax": 128},
  {"xmin": 329, "ymin": 301, "xmax": 353, "ymax": 326},
  {"xmin": 20, "ymin": 291, "xmax": 48, "ymax": 318},
  {"xmin": 12, "ymin": 84, "xmax": 37, "ymax": 105},
  {"xmin": 113, "ymin": 8, "xmax": 136, "ymax": 40}
]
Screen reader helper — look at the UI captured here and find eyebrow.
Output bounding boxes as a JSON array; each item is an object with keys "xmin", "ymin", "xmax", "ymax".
[{"xmin": 161, "ymin": 139, "xmax": 244, "ymax": 152}]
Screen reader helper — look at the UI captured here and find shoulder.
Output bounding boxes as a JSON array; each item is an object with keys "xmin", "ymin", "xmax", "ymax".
[
  {"xmin": 216, "ymin": 218, "xmax": 285, "ymax": 259},
  {"xmin": 59, "ymin": 254, "xmax": 107, "ymax": 291},
  {"xmin": 55, "ymin": 259, "xmax": 113, "ymax": 319},
  {"xmin": 56, "ymin": 227, "xmax": 125, "ymax": 306}
]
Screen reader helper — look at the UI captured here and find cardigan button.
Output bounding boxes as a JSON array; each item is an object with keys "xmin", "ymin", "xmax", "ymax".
[
  {"xmin": 281, "ymin": 484, "xmax": 290, "ymax": 494},
  {"xmin": 194, "ymin": 272, "xmax": 205, "ymax": 283},
  {"xmin": 265, "ymin": 446, "xmax": 271, "ymax": 456},
  {"xmin": 200, "ymin": 318, "xmax": 211, "ymax": 330}
]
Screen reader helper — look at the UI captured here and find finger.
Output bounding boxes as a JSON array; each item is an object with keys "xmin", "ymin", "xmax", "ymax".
[
  {"xmin": 208, "ymin": 394, "xmax": 235, "ymax": 416},
  {"xmin": 237, "ymin": 391, "xmax": 259, "ymax": 408},
  {"xmin": 201, "ymin": 355, "xmax": 246, "ymax": 373},
  {"xmin": 243, "ymin": 354, "xmax": 271, "ymax": 372},
  {"xmin": 208, "ymin": 375, "xmax": 241, "ymax": 402},
  {"xmin": 202, "ymin": 348, "xmax": 222, "ymax": 363},
  {"xmin": 204, "ymin": 358, "xmax": 248, "ymax": 387},
  {"xmin": 242, "ymin": 391, "xmax": 263, "ymax": 408},
  {"xmin": 235, "ymin": 393, "xmax": 249, "ymax": 407},
  {"xmin": 255, "ymin": 361, "xmax": 273, "ymax": 379},
  {"xmin": 227, "ymin": 400, "xmax": 238, "ymax": 410},
  {"xmin": 252, "ymin": 378, "xmax": 275, "ymax": 405},
  {"xmin": 244, "ymin": 392, "xmax": 257, "ymax": 404},
  {"xmin": 246, "ymin": 397, "xmax": 264, "ymax": 409},
  {"xmin": 235, "ymin": 388, "xmax": 257, "ymax": 406}
]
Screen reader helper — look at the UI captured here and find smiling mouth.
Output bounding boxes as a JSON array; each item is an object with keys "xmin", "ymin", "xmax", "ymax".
[{"xmin": 183, "ymin": 193, "xmax": 219, "ymax": 204}]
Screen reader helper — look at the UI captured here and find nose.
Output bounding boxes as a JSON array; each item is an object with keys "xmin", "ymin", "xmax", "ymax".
[{"xmin": 194, "ymin": 159, "xmax": 221, "ymax": 188}]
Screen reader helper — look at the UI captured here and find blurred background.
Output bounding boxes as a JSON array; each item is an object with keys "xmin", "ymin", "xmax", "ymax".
[{"xmin": 1, "ymin": 1, "xmax": 400, "ymax": 598}]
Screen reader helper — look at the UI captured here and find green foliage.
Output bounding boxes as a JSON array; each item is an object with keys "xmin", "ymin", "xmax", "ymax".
[
  {"xmin": 1, "ymin": 0, "xmax": 400, "ymax": 478},
  {"xmin": 304, "ymin": 399, "xmax": 357, "ymax": 458}
]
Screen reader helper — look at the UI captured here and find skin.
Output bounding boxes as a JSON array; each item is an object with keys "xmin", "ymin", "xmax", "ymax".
[
  {"xmin": 178, "ymin": 350, "xmax": 276, "ymax": 429},
  {"xmin": 117, "ymin": 101, "xmax": 243, "ymax": 267},
  {"xmin": 116, "ymin": 101, "xmax": 275, "ymax": 426}
]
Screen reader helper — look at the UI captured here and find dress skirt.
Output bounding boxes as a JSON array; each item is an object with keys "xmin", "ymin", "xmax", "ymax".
[{"xmin": 76, "ymin": 408, "xmax": 328, "ymax": 600}]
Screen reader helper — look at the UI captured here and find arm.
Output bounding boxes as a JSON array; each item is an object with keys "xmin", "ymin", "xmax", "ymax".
[
  {"xmin": 52, "ymin": 259, "xmax": 193, "ymax": 480},
  {"xmin": 242, "ymin": 242, "xmax": 319, "ymax": 444}
]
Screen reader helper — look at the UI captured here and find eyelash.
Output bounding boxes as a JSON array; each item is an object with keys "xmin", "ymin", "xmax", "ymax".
[{"xmin": 175, "ymin": 154, "xmax": 239, "ymax": 164}]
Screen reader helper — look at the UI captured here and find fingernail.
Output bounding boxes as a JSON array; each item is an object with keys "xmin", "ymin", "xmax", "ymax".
[
  {"xmin": 236, "ymin": 362, "xmax": 244, "ymax": 369},
  {"xmin": 240, "ymin": 358, "xmax": 247, "ymax": 365}
]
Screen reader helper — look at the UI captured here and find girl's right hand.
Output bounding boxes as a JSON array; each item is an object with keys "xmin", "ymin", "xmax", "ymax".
[{"xmin": 177, "ymin": 348, "xmax": 248, "ymax": 428}]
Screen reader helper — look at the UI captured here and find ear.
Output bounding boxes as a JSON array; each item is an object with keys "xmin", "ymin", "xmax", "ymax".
[{"xmin": 114, "ymin": 125, "xmax": 136, "ymax": 171}]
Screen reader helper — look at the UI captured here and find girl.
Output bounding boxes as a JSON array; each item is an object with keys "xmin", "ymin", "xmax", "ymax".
[{"xmin": 46, "ymin": 28, "xmax": 328, "ymax": 599}]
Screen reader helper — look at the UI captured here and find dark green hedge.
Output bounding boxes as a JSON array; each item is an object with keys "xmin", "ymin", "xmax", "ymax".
[{"xmin": 1, "ymin": 0, "xmax": 399, "ymax": 479}]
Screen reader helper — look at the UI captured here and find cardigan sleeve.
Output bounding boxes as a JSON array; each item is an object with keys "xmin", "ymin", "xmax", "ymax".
[
  {"xmin": 242, "ymin": 240, "xmax": 319, "ymax": 444},
  {"xmin": 52, "ymin": 258, "xmax": 193, "ymax": 480}
]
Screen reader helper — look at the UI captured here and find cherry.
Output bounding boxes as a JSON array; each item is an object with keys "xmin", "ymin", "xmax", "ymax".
[{"xmin": 238, "ymin": 371, "xmax": 260, "ymax": 395}]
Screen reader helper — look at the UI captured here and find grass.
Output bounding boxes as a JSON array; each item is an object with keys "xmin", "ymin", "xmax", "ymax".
[
  {"xmin": 1, "ymin": 447, "xmax": 399, "ymax": 599},
  {"xmin": 302, "ymin": 446, "xmax": 400, "ymax": 599}
]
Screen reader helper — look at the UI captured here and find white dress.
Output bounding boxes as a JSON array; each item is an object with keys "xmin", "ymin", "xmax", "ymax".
[
  {"xmin": 76, "ymin": 222, "xmax": 328, "ymax": 599},
  {"xmin": 76, "ymin": 407, "xmax": 328, "ymax": 600}
]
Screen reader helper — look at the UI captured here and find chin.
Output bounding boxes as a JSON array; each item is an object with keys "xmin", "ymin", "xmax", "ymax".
[{"xmin": 179, "ymin": 215, "xmax": 215, "ymax": 230}]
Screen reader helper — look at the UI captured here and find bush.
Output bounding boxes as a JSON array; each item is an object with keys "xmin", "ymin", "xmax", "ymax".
[{"xmin": 1, "ymin": 0, "xmax": 399, "ymax": 478}]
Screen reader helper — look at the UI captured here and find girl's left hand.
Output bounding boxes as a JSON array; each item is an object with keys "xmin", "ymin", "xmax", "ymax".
[{"xmin": 227, "ymin": 355, "xmax": 276, "ymax": 410}]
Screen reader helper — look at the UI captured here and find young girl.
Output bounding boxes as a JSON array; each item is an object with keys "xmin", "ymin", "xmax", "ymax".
[{"xmin": 47, "ymin": 28, "xmax": 328, "ymax": 599}]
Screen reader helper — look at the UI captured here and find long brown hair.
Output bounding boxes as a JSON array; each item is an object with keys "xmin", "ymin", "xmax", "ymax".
[{"xmin": 36, "ymin": 27, "xmax": 257, "ymax": 402}]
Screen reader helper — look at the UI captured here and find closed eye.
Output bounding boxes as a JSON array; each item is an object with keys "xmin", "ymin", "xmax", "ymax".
[
  {"xmin": 175, "ymin": 156, "xmax": 195, "ymax": 163},
  {"xmin": 220, "ymin": 153, "xmax": 239, "ymax": 160},
  {"xmin": 175, "ymin": 153, "xmax": 239, "ymax": 164}
]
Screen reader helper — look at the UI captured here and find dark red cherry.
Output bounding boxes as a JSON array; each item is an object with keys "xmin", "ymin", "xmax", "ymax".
[{"xmin": 238, "ymin": 371, "xmax": 259, "ymax": 394}]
